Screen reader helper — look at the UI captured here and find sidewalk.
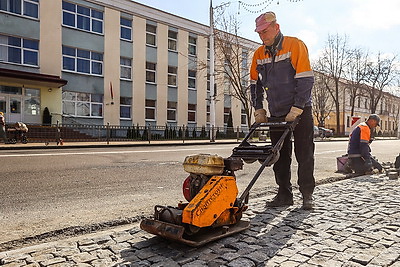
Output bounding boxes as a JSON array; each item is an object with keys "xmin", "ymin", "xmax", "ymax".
[
  {"xmin": 1, "ymin": 174, "xmax": 399, "ymax": 266},
  {"xmin": 0, "ymin": 139, "xmax": 240, "ymax": 150}
]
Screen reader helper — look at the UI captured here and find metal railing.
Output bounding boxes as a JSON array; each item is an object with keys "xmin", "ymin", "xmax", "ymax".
[{"xmin": 21, "ymin": 122, "xmax": 250, "ymax": 144}]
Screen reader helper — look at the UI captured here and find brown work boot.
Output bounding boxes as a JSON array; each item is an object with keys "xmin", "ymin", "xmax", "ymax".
[
  {"xmin": 302, "ymin": 194, "xmax": 314, "ymax": 210},
  {"xmin": 266, "ymin": 193, "xmax": 294, "ymax": 207}
]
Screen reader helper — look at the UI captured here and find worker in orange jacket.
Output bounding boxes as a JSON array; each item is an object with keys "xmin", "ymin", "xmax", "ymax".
[
  {"xmin": 347, "ymin": 114, "xmax": 382, "ymax": 174},
  {"xmin": 250, "ymin": 12, "xmax": 315, "ymax": 209}
]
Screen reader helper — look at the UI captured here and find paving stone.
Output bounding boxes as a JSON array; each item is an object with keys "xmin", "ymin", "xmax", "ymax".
[
  {"xmin": 112, "ymin": 232, "xmax": 135, "ymax": 243},
  {"xmin": 181, "ymin": 260, "xmax": 207, "ymax": 266},
  {"xmin": 79, "ymin": 243, "xmax": 101, "ymax": 253},
  {"xmin": 227, "ymin": 257, "xmax": 256, "ymax": 267},
  {"xmin": 39, "ymin": 257, "xmax": 66, "ymax": 266},
  {"xmin": 31, "ymin": 253, "xmax": 54, "ymax": 263},
  {"xmin": 350, "ymin": 253, "xmax": 374, "ymax": 265},
  {"xmin": 70, "ymin": 252, "xmax": 97, "ymax": 263},
  {"xmin": 279, "ymin": 260, "xmax": 302, "ymax": 267}
]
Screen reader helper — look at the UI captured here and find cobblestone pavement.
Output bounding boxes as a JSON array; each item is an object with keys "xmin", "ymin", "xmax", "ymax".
[{"xmin": 1, "ymin": 175, "xmax": 399, "ymax": 267}]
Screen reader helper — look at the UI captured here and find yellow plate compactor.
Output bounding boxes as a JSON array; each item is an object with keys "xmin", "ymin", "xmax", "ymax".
[{"xmin": 140, "ymin": 117, "xmax": 299, "ymax": 246}]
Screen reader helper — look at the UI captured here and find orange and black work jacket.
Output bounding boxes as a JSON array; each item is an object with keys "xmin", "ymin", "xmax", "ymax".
[
  {"xmin": 347, "ymin": 122, "xmax": 371, "ymax": 160},
  {"xmin": 250, "ymin": 31, "xmax": 314, "ymax": 117}
]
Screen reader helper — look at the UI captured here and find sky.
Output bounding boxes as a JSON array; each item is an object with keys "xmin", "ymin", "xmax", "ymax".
[{"xmin": 131, "ymin": 0, "xmax": 400, "ymax": 61}]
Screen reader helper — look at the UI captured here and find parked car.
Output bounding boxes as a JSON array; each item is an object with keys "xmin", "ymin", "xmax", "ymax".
[
  {"xmin": 313, "ymin": 126, "xmax": 320, "ymax": 138},
  {"xmin": 318, "ymin": 127, "xmax": 334, "ymax": 138},
  {"xmin": 314, "ymin": 126, "xmax": 334, "ymax": 138}
]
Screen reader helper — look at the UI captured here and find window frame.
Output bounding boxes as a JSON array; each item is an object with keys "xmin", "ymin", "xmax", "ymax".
[
  {"xmin": 62, "ymin": 91, "xmax": 103, "ymax": 118},
  {"xmin": 0, "ymin": 34, "xmax": 39, "ymax": 67},
  {"xmin": 145, "ymin": 99, "xmax": 156, "ymax": 121},
  {"xmin": 167, "ymin": 101, "xmax": 177, "ymax": 122},
  {"xmin": 120, "ymin": 17, "xmax": 132, "ymax": 41},
  {"xmin": 188, "ymin": 70, "xmax": 196, "ymax": 90},
  {"xmin": 168, "ymin": 30, "xmax": 177, "ymax": 52},
  {"xmin": 146, "ymin": 23, "xmax": 157, "ymax": 47},
  {"xmin": 188, "ymin": 103, "xmax": 196, "ymax": 123},
  {"xmin": 62, "ymin": 1, "xmax": 104, "ymax": 34},
  {"xmin": 188, "ymin": 35, "xmax": 197, "ymax": 56},
  {"xmin": 62, "ymin": 45, "xmax": 103, "ymax": 76},
  {"xmin": 120, "ymin": 57, "xmax": 132, "ymax": 81},
  {"xmin": 146, "ymin": 61, "xmax": 156, "ymax": 84},
  {"xmin": 120, "ymin": 96, "xmax": 132, "ymax": 119},
  {"xmin": 167, "ymin": 66, "xmax": 177, "ymax": 87},
  {"xmin": 0, "ymin": 0, "xmax": 39, "ymax": 19}
]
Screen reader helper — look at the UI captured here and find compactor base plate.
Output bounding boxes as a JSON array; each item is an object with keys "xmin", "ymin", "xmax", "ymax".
[{"xmin": 140, "ymin": 219, "xmax": 250, "ymax": 247}]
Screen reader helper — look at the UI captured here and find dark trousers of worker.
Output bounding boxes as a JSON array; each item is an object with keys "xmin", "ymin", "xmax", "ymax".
[
  {"xmin": 349, "ymin": 157, "xmax": 382, "ymax": 174},
  {"xmin": 270, "ymin": 106, "xmax": 315, "ymax": 197}
]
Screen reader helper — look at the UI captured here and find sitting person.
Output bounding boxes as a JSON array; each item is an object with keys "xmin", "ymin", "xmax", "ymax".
[{"xmin": 347, "ymin": 114, "xmax": 382, "ymax": 174}]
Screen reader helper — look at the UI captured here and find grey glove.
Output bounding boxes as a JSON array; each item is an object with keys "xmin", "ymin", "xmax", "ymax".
[{"xmin": 285, "ymin": 106, "xmax": 303, "ymax": 122}]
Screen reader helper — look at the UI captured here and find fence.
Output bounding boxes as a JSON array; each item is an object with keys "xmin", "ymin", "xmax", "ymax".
[{"xmin": 21, "ymin": 122, "xmax": 250, "ymax": 144}]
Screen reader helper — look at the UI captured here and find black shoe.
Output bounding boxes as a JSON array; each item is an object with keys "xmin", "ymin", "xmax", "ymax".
[
  {"xmin": 266, "ymin": 193, "xmax": 294, "ymax": 207},
  {"xmin": 302, "ymin": 195, "xmax": 314, "ymax": 210}
]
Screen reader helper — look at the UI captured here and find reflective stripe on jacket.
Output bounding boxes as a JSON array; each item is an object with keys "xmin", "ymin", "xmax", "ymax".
[
  {"xmin": 347, "ymin": 122, "xmax": 371, "ymax": 160},
  {"xmin": 250, "ymin": 33, "xmax": 314, "ymax": 117}
]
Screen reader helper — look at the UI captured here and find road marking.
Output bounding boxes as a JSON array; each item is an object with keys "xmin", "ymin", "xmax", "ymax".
[{"xmin": 0, "ymin": 147, "xmax": 225, "ymax": 158}]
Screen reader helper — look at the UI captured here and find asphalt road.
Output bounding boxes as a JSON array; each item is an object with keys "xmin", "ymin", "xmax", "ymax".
[{"xmin": 1, "ymin": 140, "xmax": 399, "ymax": 246}]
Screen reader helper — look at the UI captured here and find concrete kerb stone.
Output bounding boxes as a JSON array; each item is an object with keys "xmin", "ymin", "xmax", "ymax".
[{"xmin": 1, "ymin": 175, "xmax": 399, "ymax": 266}]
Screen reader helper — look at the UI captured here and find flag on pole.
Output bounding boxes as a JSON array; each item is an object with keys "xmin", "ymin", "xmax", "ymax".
[{"xmin": 110, "ymin": 81, "xmax": 114, "ymax": 100}]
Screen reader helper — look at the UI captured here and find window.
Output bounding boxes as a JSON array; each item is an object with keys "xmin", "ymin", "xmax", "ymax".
[
  {"xmin": 146, "ymin": 62, "xmax": 156, "ymax": 83},
  {"xmin": 241, "ymin": 109, "xmax": 247, "ymax": 125},
  {"xmin": 0, "ymin": 0, "xmax": 39, "ymax": 19},
  {"xmin": 145, "ymin": 99, "xmax": 156, "ymax": 120},
  {"xmin": 62, "ymin": 1, "xmax": 103, "ymax": 34},
  {"xmin": 168, "ymin": 66, "xmax": 177, "ymax": 87},
  {"xmin": 24, "ymin": 88, "xmax": 40, "ymax": 115},
  {"xmin": 207, "ymin": 40, "xmax": 210, "ymax": 60},
  {"xmin": 188, "ymin": 104, "xmax": 196, "ymax": 122},
  {"xmin": 120, "ymin": 17, "xmax": 132, "ymax": 41},
  {"xmin": 241, "ymin": 51, "xmax": 248, "ymax": 69},
  {"xmin": 207, "ymin": 73, "xmax": 210, "ymax": 92},
  {"xmin": 62, "ymin": 46, "xmax": 103, "ymax": 75},
  {"xmin": 146, "ymin": 23, "xmax": 156, "ymax": 46},
  {"xmin": 224, "ymin": 107, "xmax": 230, "ymax": 125},
  {"xmin": 188, "ymin": 70, "xmax": 196, "ymax": 90},
  {"xmin": 0, "ymin": 34, "xmax": 39, "ymax": 66},
  {"xmin": 120, "ymin": 97, "xmax": 131, "ymax": 119},
  {"xmin": 167, "ymin": 101, "xmax": 177, "ymax": 121},
  {"xmin": 206, "ymin": 104, "xmax": 210, "ymax": 123},
  {"xmin": 168, "ymin": 30, "xmax": 177, "ymax": 51},
  {"xmin": 62, "ymin": 91, "xmax": 103, "ymax": 117},
  {"xmin": 120, "ymin": 57, "xmax": 132, "ymax": 80},
  {"xmin": 188, "ymin": 35, "xmax": 197, "ymax": 56}
]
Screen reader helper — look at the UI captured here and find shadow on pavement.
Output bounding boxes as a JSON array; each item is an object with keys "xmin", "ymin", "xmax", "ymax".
[{"xmin": 116, "ymin": 205, "xmax": 311, "ymax": 266}]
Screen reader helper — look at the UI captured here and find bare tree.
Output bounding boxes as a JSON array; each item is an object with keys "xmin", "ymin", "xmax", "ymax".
[
  {"xmin": 365, "ymin": 52, "xmax": 398, "ymax": 114},
  {"xmin": 343, "ymin": 47, "xmax": 370, "ymax": 116},
  {"xmin": 212, "ymin": 11, "xmax": 258, "ymax": 128},
  {"xmin": 314, "ymin": 34, "xmax": 351, "ymax": 134},
  {"xmin": 312, "ymin": 71, "xmax": 334, "ymax": 127}
]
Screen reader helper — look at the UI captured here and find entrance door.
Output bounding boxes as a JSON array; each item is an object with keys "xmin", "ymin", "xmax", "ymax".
[{"xmin": 8, "ymin": 96, "xmax": 22, "ymax": 123}]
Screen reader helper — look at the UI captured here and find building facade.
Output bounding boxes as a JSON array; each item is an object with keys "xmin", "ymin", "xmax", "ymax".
[{"xmin": 0, "ymin": 0, "xmax": 258, "ymax": 128}]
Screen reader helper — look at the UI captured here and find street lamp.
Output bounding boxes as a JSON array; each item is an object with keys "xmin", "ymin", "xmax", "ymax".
[{"xmin": 209, "ymin": 0, "xmax": 216, "ymax": 142}]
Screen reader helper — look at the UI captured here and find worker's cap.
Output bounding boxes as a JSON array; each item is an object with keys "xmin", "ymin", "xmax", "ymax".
[
  {"xmin": 368, "ymin": 114, "xmax": 381, "ymax": 126},
  {"xmin": 0, "ymin": 112, "xmax": 3, "ymax": 115},
  {"xmin": 255, "ymin": 12, "xmax": 276, "ymax": 33}
]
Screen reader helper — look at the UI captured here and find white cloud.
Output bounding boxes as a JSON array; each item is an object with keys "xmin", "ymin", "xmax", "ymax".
[
  {"xmin": 297, "ymin": 30, "xmax": 318, "ymax": 52},
  {"xmin": 351, "ymin": 0, "xmax": 400, "ymax": 29}
]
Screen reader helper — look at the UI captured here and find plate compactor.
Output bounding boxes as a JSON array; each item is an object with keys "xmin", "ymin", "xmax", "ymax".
[{"xmin": 140, "ymin": 117, "xmax": 299, "ymax": 246}]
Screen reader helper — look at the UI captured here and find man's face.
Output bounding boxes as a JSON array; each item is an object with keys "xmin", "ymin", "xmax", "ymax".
[
  {"xmin": 368, "ymin": 119, "xmax": 379, "ymax": 129},
  {"xmin": 257, "ymin": 23, "xmax": 279, "ymax": 46}
]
